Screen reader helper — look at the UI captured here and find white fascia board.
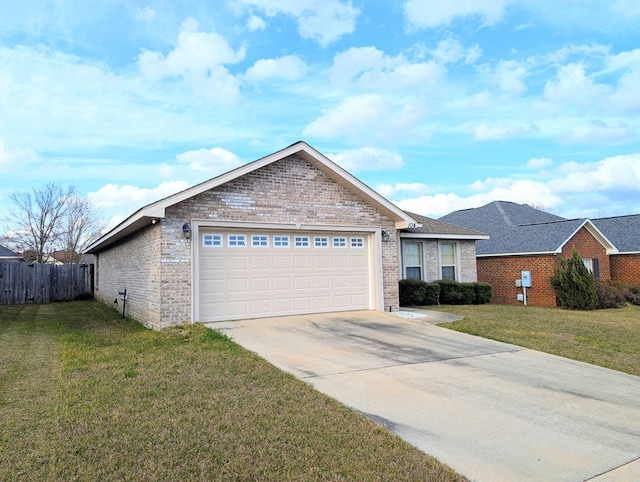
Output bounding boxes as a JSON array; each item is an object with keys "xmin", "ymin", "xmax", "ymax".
[
  {"xmin": 294, "ymin": 143, "xmax": 420, "ymax": 228},
  {"xmin": 560, "ymin": 219, "xmax": 619, "ymax": 255},
  {"xmin": 400, "ymin": 232, "xmax": 489, "ymax": 240},
  {"xmin": 86, "ymin": 141, "xmax": 421, "ymax": 252},
  {"xmin": 477, "ymin": 251, "xmax": 557, "ymax": 258}
]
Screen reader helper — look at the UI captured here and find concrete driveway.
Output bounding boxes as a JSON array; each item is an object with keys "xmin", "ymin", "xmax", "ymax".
[{"xmin": 209, "ymin": 310, "xmax": 640, "ymax": 482}]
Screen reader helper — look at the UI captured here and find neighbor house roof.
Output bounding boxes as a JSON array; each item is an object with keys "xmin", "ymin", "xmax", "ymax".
[
  {"xmin": 401, "ymin": 212, "xmax": 489, "ymax": 240},
  {"xmin": 0, "ymin": 245, "xmax": 22, "ymax": 260},
  {"xmin": 86, "ymin": 141, "xmax": 422, "ymax": 253},
  {"xmin": 440, "ymin": 201, "xmax": 617, "ymax": 256},
  {"xmin": 591, "ymin": 214, "xmax": 640, "ymax": 254}
]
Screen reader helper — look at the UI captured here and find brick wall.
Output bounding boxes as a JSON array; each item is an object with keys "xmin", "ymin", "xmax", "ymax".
[
  {"xmin": 95, "ymin": 154, "xmax": 401, "ymax": 328},
  {"xmin": 478, "ymin": 254, "xmax": 558, "ymax": 306},
  {"xmin": 610, "ymin": 254, "xmax": 640, "ymax": 284},
  {"xmin": 94, "ymin": 223, "xmax": 164, "ymax": 328},
  {"xmin": 561, "ymin": 227, "xmax": 611, "ymax": 281},
  {"xmin": 477, "ymin": 226, "xmax": 613, "ymax": 306}
]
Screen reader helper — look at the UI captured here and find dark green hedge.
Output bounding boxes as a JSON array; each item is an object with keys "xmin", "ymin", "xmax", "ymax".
[{"xmin": 399, "ymin": 279, "xmax": 492, "ymax": 306}]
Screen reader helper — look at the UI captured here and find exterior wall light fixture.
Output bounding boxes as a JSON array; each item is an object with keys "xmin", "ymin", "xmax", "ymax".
[{"xmin": 182, "ymin": 223, "xmax": 192, "ymax": 240}]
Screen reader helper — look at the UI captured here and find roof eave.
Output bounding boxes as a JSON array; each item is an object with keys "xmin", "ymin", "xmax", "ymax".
[
  {"xmin": 85, "ymin": 141, "xmax": 420, "ymax": 253},
  {"xmin": 400, "ymin": 232, "xmax": 489, "ymax": 240}
]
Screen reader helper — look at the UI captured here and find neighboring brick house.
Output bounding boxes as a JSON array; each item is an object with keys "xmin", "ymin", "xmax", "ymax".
[
  {"xmin": 440, "ymin": 201, "xmax": 640, "ymax": 306},
  {"xmin": 86, "ymin": 142, "xmax": 486, "ymax": 329}
]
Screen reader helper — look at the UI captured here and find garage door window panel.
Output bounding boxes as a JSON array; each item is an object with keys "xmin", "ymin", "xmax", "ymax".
[
  {"xmin": 228, "ymin": 234, "xmax": 247, "ymax": 247},
  {"xmin": 251, "ymin": 235, "xmax": 269, "ymax": 247},
  {"xmin": 203, "ymin": 234, "xmax": 223, "ymax": 247},
  {"xmin": 315, "ymin": 236, "xmax": 329, "ymax": 248},
  {"xmin": 274, "ymin": 235, "xmax": 290, "ymax": 247},
  {"xmin": 333, "ymin": 237, "xmax": 347, "ymax": 248}
]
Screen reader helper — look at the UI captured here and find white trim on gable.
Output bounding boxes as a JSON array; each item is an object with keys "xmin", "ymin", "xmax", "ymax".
[
  {"xmin": 86, "ymin": 142, "xmax": 420, "ymax": 253},
  {"xmin": 556, "ymin": 219, "xmax": 618, "ymax": 255}
]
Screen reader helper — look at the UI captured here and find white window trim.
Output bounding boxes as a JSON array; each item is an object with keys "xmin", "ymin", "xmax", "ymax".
[
  {"xmin": 333, "ymin": 236, "xmax": 347, "ymax": 248},
  {"xmin": 294, "ymin": 235, "xmax": 310, "ymax": 248},
  {"xmin": 402, "ymin": 241, "xmax": 423, "ymax": 280},
  {"xmin": 251, "ymin": 234, "xmax": 269, "ymax": 247},
  {"xmin": 350, "ymin": 237, "xmax": 364, "ymax": 248},
  {"xmin": 273, "ymin": 235, "xmax": 290, "ymax": 248},
  {"xmin": 314, "ymin": 236, "xmax": 329, "ymax": 248},
  {"xmin": 228, "ymin": 234, "xmax": 247, "ymax": 247},
  {"xmin": 202, "ymin": 233, "xmax": 223, "ymax": 248},
  {"xmin": 439, "ymin": 241, "xmax": 458, "ymax": 281}
]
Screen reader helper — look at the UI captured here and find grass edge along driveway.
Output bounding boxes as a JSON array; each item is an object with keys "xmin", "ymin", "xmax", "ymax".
[
  {"xmin": 0, "ymin": 301, "xmax": 466, "ymax": 482},
  {"xmin": 429, "ymin": 304, "xmax": 640, "ymax": 377}
]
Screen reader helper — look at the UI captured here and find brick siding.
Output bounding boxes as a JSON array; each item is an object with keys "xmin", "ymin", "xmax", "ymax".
[
  {"xmin": 95, "ymin": 155, "xmax": 400, "ymax": 329},
  {"xmin": 477, "ymin": 226, "xmax": 611, "ymax": 306},
  {"xmin": 610, "ymin": 254, "xmax": 640, "ymax": 284}
]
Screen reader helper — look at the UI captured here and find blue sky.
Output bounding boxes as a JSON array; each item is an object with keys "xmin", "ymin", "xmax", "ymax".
[{"xmin": 1, "ymin": 0, "xmax": 640, "ymax": 230}]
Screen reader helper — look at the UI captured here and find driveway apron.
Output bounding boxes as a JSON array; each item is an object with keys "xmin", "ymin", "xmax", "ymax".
[{"xmin": 209, "ymin": 311, "xmax": 640, "ymax": 482}]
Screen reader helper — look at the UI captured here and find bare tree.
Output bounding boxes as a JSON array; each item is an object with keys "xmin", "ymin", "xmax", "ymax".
[
  {"xmin": 60, "ymin": 193, "xmax": 106, "ymax": 263},
  {"xmin": 3, "ymin": 182, "xmax": 105, "ymax": 263}
]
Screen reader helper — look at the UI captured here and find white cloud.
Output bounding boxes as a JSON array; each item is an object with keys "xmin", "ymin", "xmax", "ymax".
[
  {"xmin": 133, "ymin": 6, "xmax": 155, "ymax": 22},
  {"xmin": 430, "ymin": 38, "xmax": 482, "ymax": 64},
  {"xmin": 244, "ymin": 55, "xmax": 306, "ymax": 82},
  {"xmin": 0, "ymin": 140, "xmax": 38, "ymax": 170},
  {"xmin": 564, "ymin": 121, "xmax": 637, "ymax": 145},
  {"xmin": 542, "ymin": 63, "xmax": 611, "ymax": 112},
  {"xmin": 524, "ymin": 157, "xmax": 553, "ymax": 169},
  {"xmin": 330, "ymin": 46, "xmax": 445, "ymax": 91},
  {"xmin": 474, "ymin": 122, "xmax": 538, "ymax": 141},
  {"xmin": 176, "ymin": 147, "xmax": 243, "ymax": 174},
  {"xmin": 329, "ymin": 147, "xmax": 403, "ymax": 173},
  {"xmin": 486, "ymin": 60, "xmax": 529, "ymax": 94},
  {"xmin": 549, "ymin": 154, "xmax": 640, "ymax": 194},
  {"xmin": 247, "ymin": 14, "xmax": 266, "ymax": 31},
  {"xmin": 375, "ymin": 182, "xmax": 430, "ymax": 197},
  {"xmin": 404, "ymin": 0, "xmax": 509, "ymax": 29},
  {"xmin": 138, "ymin": 18, "xmax": 245, "ymax": 101},
  {"xmin": 234, "ymin": 0, "xmax": 359, "ymax": 46},
  {"xmin": 612, "ymin": 0, "xmax": 640, "ymax": 16},
  {"xmin": 89, "ymin": 181, "xmax": 191, "ymax": 210},
  {"xmin": 303, "ymin": 94, "xmax": 427, "ymax": 143}
]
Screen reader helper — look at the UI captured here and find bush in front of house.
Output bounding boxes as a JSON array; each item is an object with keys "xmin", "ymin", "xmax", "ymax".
[
  {"xmin": 424, "ymin": 282, "xmax": 441, "ymax": 305},
  {"xmin": 399, "ymin": 279, "xmax": 428, "ymax": 306},
  {"xmin": 399, "ymin": 279, "xmax": 492, "ymax": 306},
  {"xmin": 550, "ymin": 248, "xmax": 598, "ymax": 310},
  {"xmin": 595, "ymin": 280, "xmax": 627, "ymax": 309},
  {"xmin": 436, "ymin": 279, "xmax": 465, "ymax": 304},
  {"xmin": 474, "ymin": 282, "xmax": 493, "ymax": 304},
  {"xmin": 622, "ymin": 284, "xmax": 640, "ymax": 306}
]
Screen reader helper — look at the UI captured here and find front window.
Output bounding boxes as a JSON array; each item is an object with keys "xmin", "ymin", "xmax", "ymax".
[
  {"xmin": 582, "ymin": 258, "xmax": 600, "ymax": 280},
  {"xmin": 440, "ymin": 242, "xmax": 456, "ymax": 280},
  {"xmin": 403, "ymin": 242, "xmax": 422, "ymax": 280}
]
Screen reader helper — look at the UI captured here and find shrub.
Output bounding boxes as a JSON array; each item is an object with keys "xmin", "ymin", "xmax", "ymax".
[
  {"xmin": 437, "ymin": 280, "xmax": 465, "ymax": 304},
  {"xmin": 549, "ymin": 248, "xmax": 598, "ymax": 310},
  {"xmin": 623, "ymin": 284, "xmax": 640, "ymax": 306},
  {"xmin": 594, "ymin": 281, "xmax": 627, "ymax": 309},
  {"xmin": 399, "ymin": 279, "xmax": 428, "ymax": 306},
  {"xmin": 434, "ymin": 280, "xmax": 487, "ymax": 305},
  {"xmin": 474, "ymin": 283, "xmax": 493, "ymax": 304},
  {"xmin": 424, "ymin": 282, "xmax": 440, "ymax": 305}
]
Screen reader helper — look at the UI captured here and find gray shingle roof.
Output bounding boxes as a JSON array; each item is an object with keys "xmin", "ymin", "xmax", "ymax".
[
  {"xmin": 403, "ymin": 212, "xmax": 488, "ymax": 238},
  {"xmin": 439, "ymin": 201, "xmax": 588, "ymax": 255},
  {"xmin": 0, "ymin": 245, "xmax": 21, "ymax": 259},
  {"xmin": 591, "ymin": 214, "xmax": 640, "ymax": 253}
]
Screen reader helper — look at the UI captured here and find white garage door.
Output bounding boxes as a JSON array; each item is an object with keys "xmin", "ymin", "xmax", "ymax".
[{"xmin": 198, "ymin": 229, "xmax": 372, "ymax": 322}]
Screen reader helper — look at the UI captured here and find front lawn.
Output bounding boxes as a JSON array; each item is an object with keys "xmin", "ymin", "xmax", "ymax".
[
  {"xmin": 0, "ymin": 301, "xmax": 465, "ymax": 481},
  {"xmin": 429, "ymin": 304, "xmax": 640, "ymax": 376}
]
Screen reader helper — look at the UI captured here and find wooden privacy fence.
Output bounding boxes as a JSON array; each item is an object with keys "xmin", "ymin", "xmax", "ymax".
[{"xmin": 0, "ymin": 262, "xmax": 94, "ymax": 304}]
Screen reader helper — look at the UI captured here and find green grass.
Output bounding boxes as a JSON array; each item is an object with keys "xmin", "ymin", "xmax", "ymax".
[
  {"xmin": 0, "ymin": 301, "xmax": 465, "ymax": 481},
  {"xmin": 428, "ymin": 304, "xmax": 640, "ymax": 376}
]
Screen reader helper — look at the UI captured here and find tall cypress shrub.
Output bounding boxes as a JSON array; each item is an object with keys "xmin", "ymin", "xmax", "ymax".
[{"xmin": 549, "ymin": 248, "xmax": 598, "ymax": 310}]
